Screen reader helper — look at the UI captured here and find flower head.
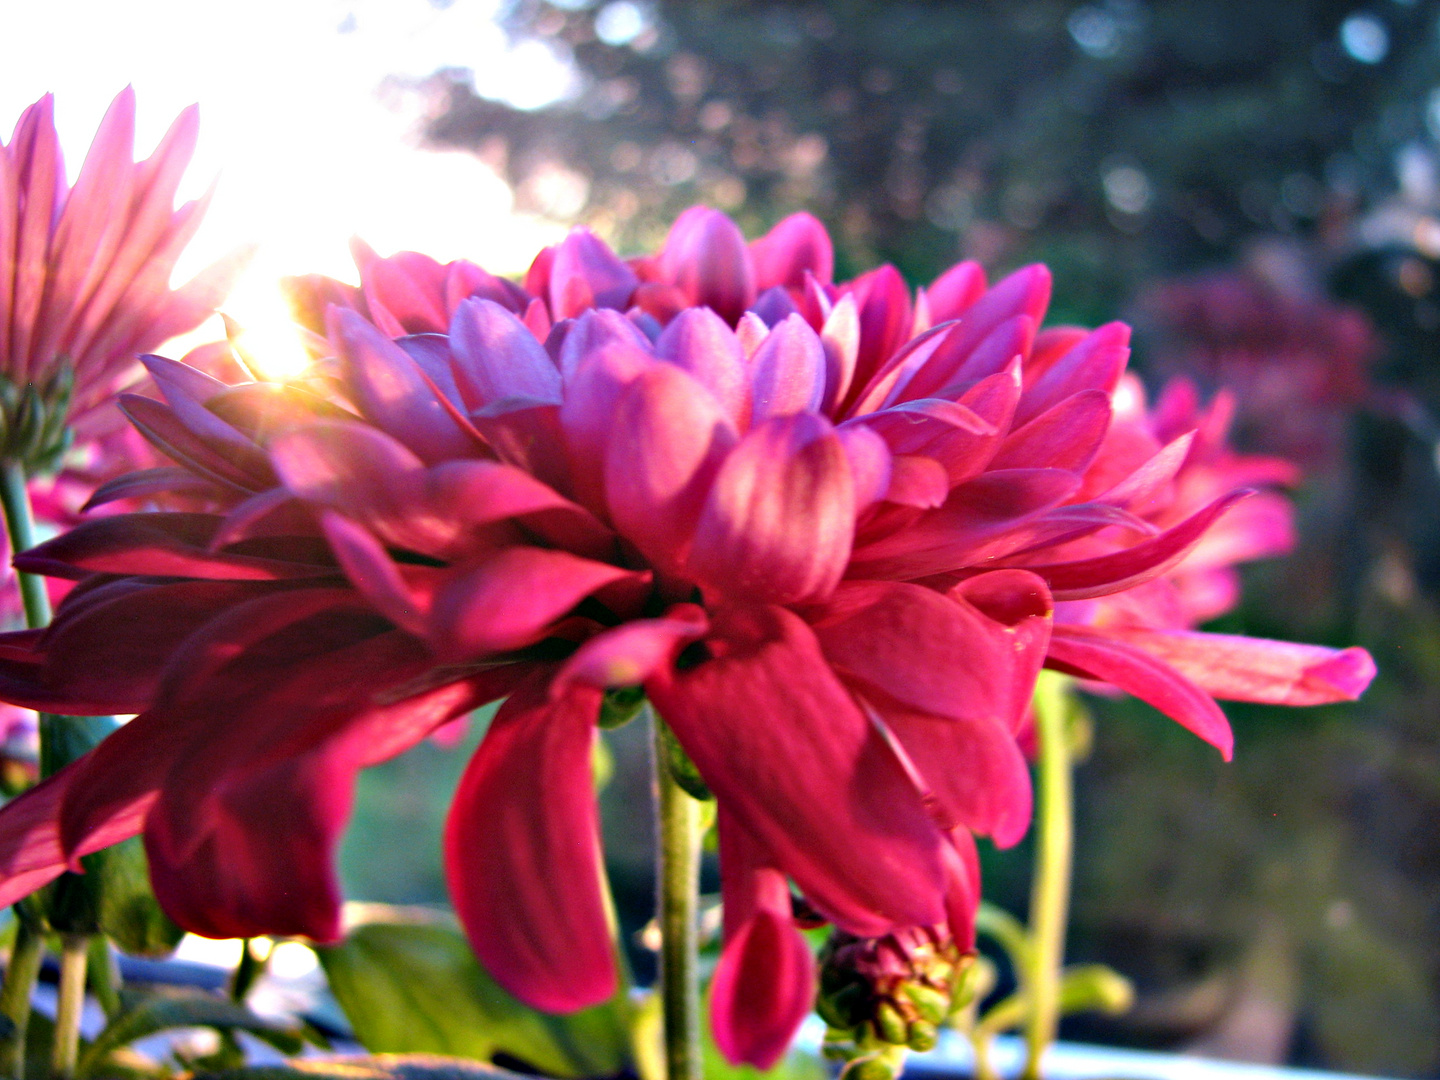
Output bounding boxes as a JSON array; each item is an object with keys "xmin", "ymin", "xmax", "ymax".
[
  {"xmin": 0, "ymin": 88, "xmax": 249, "ymax": 468},
  {"xmin": 0, "ymin": 207, "xmax": 1374, "ymax": 1066}
]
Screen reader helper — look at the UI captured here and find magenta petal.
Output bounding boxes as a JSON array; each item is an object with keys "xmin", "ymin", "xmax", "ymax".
[
  {"xmin": 659, "ymin": 206, "xmax": 757, "ymax": 323},
  {"xmin": 446, "ymin": 676, "xmax": 616, "ymax": 1012},
  {"xmin": 885, "ymin": 455, "xmax": 950, "ymax": 508},
  {"xmin": 145, "ymin": 752, "xmax": 349, "ymax": 941},
  {"xmin": 1014, "ymin": 321, "xmax": 1129, "ymax": 427},
  {"xmin": 749, "ymin": 313, "xmax": 827, "ymax": 420},
  {"xmin": 320, "ymin": 514, "xmax": 429, "ymax": 636},
  {"xmin": 560, "ymin": 339, "xmax": 659, "ymax": 515},
  {"xmin": 848, "ymin": 468, "xmax": 1079, "ymax": 580},
  {"xmin": 329, "ymin": 308, "xmax": 477, "ymax": 463},
  {"xmin": 1101, "ymin": 628, "xmax": 1376, "ymax": 706},
  {"xmin": 819, "ymin": 294, "xmax": 860, "ymax": 413},
  {"xmin": 548, "ymin": 228, "xmax": 638, "ymax": 319},
  {"xmin": 469, "ymin": 402, "xmax": 573, "ymax": 496},
  {"xmin": 1022, "ymin": 491, "xmax": 1251, "ymax": 600},
  {"xmin": 988, "ymin": 389, "xmax": 1113, "ymax": 472},
  {"xmin": 605, "ymin": 364, "xmax": 738, "ymax": 576},
  {"xmin": 430, "ymin": 548, "xmax": 636, "ymax": 660},
  {"xmin": 837, "ymin": 424, "xmax": 892, "ymax": 513},
  {"xmin": 656, "ymin": 307, "xmax": 752, "ymax": 428},
  {"xmin": 449, "ymin": 298, "xmax": 562, "ymax": 408},
  {"xmin": 39, "ymin": 578, "xmax": 305, "ymax": 715},
  {"xmin": 808, "ymin": 580, "xmax": 1049, "ymax": 730},
  {"xmin": 16, "ymin": 513, "xmax": 335, "ymax": 581},
  {"xmin": 552, "ymin": 606, "xmax": 708, "ymax": 693},
  {"xmin": 711, "ymin": 813, "xmax": 814, "ymax": 1070},
  {"xmin": 749, "ymin": 211, "xmax": 834, "ymax": 290},
  {"xmin": 925, "ymin": 260, "xmax": 988, "ymax": 322},
  {"xmin": 689, "ymin": 414, "xmax": 855, "ymax": 605},
  {"xmin": 0, "ymin": 767, "xmax": 94, "ymax": 909},
  {"xmin": 874, "ymin": 703, "xmax": 1032, "ymax": 848},
  {"xmin": 1047, "ymin": 626, "xmax": 1233, "ymax": 757},
  {"xmin": 557, "ymin": 308, "xmax": 650, "ymax": 381},
  {"xmin": 647, "ymin": 603, "xmax": 945, "ymax": 935}
]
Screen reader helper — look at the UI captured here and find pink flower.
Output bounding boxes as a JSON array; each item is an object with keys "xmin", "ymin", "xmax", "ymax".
[
  {"xmin": 0, "ymin": 88, "xmax": 249, "ymax": 439},
  {"xmin": 0, "ymin": 208, "xmax": 1373, "ymax": 1067},
  {"xmin": 1136, "ymin": 270, "xmax": 1377, "ymax": 471}
]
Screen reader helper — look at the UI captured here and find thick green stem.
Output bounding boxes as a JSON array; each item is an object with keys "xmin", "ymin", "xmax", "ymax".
[
  {"xmin": 652, "ymin": 713, "xmax": 703, "ymax": 1080},
  {"xmin": 0, "ymin": 919, "xmax": 44, "ymax": 1078},
  {"xmin": 0, "ymin": 461, "xmax": 50, "ymax": 630},
  {"xmin": 1022, "ymin": 674, "xmax": 1074, "ymax": 1080},
  {"xmin": 51, "ymin": 935, "xmax": 88, "ymax": 1079}
]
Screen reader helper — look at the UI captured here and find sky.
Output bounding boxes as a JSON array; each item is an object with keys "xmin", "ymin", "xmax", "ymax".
[{"xmin": 0, "ymin": 0, "xmax": 578, "ymax": 374}]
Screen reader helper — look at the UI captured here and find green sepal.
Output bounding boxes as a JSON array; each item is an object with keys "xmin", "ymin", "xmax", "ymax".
[
  {"xmin": 655, "ymin": 718, "xmax": 712, "ymax": 801},
  {"xmin": 597, "ymin": 686, "xmax": 646, "ymax": 729}
]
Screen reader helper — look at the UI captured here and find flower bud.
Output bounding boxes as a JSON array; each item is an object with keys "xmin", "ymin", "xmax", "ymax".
[
  {"xmin": 817, "ymin": 924, "xmax": 973, "ymax": 1058},
  {"xmin": 0, "ymin": 366, "xmax": 75, "ymax": 475}
]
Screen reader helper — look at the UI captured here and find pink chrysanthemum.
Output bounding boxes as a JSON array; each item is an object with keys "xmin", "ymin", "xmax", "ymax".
[{"xmin": 0, "ymin": 207, "xmax": 1373, "ymax": 1068}]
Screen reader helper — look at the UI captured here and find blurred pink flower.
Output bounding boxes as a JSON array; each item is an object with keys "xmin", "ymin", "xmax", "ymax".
[
  {"xmin": 1, "ymin": 88, "xmax": 249, "ymax": 434},
  {"xmin": 1137, "ymin": 270, "xmax": 1377, "ymax": 470},
  {"xmin": 0, "ymin": 208, "xmax": 1374, "ymax": 1067}
]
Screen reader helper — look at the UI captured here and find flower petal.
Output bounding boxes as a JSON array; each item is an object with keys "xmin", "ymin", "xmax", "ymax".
[
  {"xmin": 1100, "ymin": 628, "xmax": 1376, "ymax": 706},
  {"xmin": 689, "ymin": 414, "xmax": 855, "ymax": 605},
  {"xmin": 449, "ymin": 298, "xmax": 562, "ymax": 408},
  {"xmin": 446, "ymin": 675, "xmax": 616, "ymax": 1012},
  {"xmin": 659, "ymin": 206, "xmax": 757, "ymax": 323},
  {"xmin": 1046, "ymin": 626, "xmax": 1233, "ymax": 757},
  {"xmin": 646, "ymin": 603, "xmax": 945, "ymax": 935},
  {"xmin": 711, "ymin": 810, "xmax": 814, "ymax": 1070}
]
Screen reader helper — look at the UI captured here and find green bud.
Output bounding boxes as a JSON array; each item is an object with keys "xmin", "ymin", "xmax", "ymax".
[
  {"xmin": 906, "ymin": 1019, "xmax": 938, "ymax": 1052},
  {"xmin": 872, "ymin": 1000, "xmax": 908, "ymax": 1046},
  {"xmin": 847, "ymin": 1054, "xmax": 901, "ymax": 1080},
  {"xmin": 901, "ymin": 981, "xmax": 951, "ymax": 1026},
  {"xmin": 0, "ymin": 364, "xmax": 77, "ymax": 475}
]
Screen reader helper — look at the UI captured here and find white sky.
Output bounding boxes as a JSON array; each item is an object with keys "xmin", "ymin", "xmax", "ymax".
[{"xmin": 0, "ymin": 0, "xmax": 578, "ymax": 372}]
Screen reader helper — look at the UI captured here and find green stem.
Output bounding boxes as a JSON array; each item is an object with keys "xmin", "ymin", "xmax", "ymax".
[
  {"xmin": 652, "ymin": 712, "xmax": 703, "ymax": 1080},
  {"xmin": 51, "ymin": 935, "xmax": 88, "ymax": 1079},
  {"xmin": 229, "ymin": 939, "xmax": 268, "ymax": 1003},
  {"xmin": 0, "ymin": 462, "xmax": 49, "ymax": 1080},
  {"xmin": 1022, "ymin": 673, "xmax": 1074, "ymax": 1080},
  {"xmin": 86, "ymin": 937, "xmax": 120, "ymax": 1021},
  {"xmin": 0, "ymin": 460, "xmax": 50, "ymax": 629},
  {"xmin": 0, "ymin": 919, "xmax": 44, "ymax": 1078}
]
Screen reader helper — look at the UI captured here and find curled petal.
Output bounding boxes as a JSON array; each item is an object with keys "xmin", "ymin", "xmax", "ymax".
[
  {"xmin": 659, "ymin": 206, "xmax": 757, "ymax": 323},
  {"xmin": 605, "ymin": 364, "xmax": 738, "ymax": 576},
  {"xmin": 446, "ymin": 676, "xmax": 615, "ymax": 1012},
  {"xmin": 749, "ymin": 314, "xmax": 827, "ymax": 420},
  {"xmin": 1020, "ymin": 491, "xmax": 1251, "ymax": 600},
  {"xmin": 551, "ymin": 605, "xmax": 709, "ymax": 694},
  {"xmin": 750, "ymin": 211, "xmax": 834, "ymax": 290},
  {"xmin": 548, "ymin": 228, "xmax": 638, "ymax": 319},
  {"xmin": 430, "ymin": 547, "xmax": 638, "ymax": 660},
  {"xmin": 449, "ymin": 298, "xmax": 562, "ymax": 408},
  {"xmin": 656, "ymin": 307, "xmax": 751, "ymax": 428},
  {"xmin": 328, "ymin": 308, "xmax": 477, "ymax": 463},
  {"xmin": 711, "ymin": 811, "xmax": 814, "ymax": 1070},
  {"xmin": 689, "ymin": 414, "xmax": 855, "ymax": 605}
]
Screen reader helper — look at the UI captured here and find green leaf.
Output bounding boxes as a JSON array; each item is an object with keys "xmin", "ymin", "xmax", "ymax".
[
  {"xmin": 88, "ymin": 836, "xmax": 185, "ymax": 956},
  {"xmin": 317, "ymin": 921, "xmax": 633, "ymax": 1078},
  {"xmin": 189, "ymin": 1054, "xmax": 533, "ymax": 1080},
  {"xmin": 76, "ymin": 987, "xmax": 312, "ymax": 1079}
]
